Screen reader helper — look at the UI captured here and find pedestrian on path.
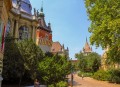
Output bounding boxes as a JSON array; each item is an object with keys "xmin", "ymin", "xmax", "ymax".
[
  {"xmin": 34, "ymin": 79, "xmax": 40, "ymax": 87},
  {"xmin": 81, "ymin": 74, "xmax": 84, "ymax": 80}
]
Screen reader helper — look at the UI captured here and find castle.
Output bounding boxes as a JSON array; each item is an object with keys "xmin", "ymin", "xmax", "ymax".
[{"xmin": 0, "ymin": 1, "xmax": 69, "ymax": 85}]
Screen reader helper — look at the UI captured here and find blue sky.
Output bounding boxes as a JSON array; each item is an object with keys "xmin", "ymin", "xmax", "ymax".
[{"xmin": 30, "ymin": 0, "xmax": 104, "ymax": 59}]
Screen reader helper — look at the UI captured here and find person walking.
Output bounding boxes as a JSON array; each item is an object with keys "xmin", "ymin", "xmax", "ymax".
[
  {"xmin": 81, "ymin": 74, "xmax": 84, "ymax": 80},
  {"xmin": 34, "ymin": 79, "xmax": 40, "ymax": 87}
]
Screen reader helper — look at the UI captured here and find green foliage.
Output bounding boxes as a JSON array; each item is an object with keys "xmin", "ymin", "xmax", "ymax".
[
  {"xmin": 3, "ymin": 39, "xmax": 44, "ymax": 85},
  {"xmin": 75, "ymin": 52, "xmax": 101, "ymax": 72},
  {"xmin": 92, "ymin": 69, "xmax": 110, "ymax": 81},
  {"xmin": 48, "ymin": 81, "xmax": 68, "ymax": 87},
  {"xmin": 38, "ymin": 54, "xmax": 71, "ymax": 85},
  {"xmin": 48, "ymin": 84, "xmax": 54, "ymax": 87},
  {"xmin": 3, "ymin": 36, "xmax": 24, "ymax": 84},
  {"xmin": 109, "ymin": 69, "xmax": 120, "ymax": 83},
  {"xmin": 85, "ymin": 0, "xmax": 120, "ymax": 63},
  {"xmin": 56, "ymin": 81, "xmax": 68, "ymax": 87},
  {"xmin": 93, "ymin": 69, "xmax": 120, "ymax": 83},
  {"xmin": 107, "ymin": 45, "xmax": 120, "ymax": 63},
  {"xmin": 17, "ymin": 40, "xmax": 44, "ymax": 80},
  {"xmin": 78, "ymin": 71, "xmax": 93, "ymax": 77}
]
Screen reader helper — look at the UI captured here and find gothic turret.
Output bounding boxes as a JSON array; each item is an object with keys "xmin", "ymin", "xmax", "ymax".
[
  {"xmin": 83, "ymin": 37, "xmax": 92, "ymax": 55},
  {"xmin": 37, "ymin": 6, "xmax": 52, "ymax": 32},
  {"xmin": 36, "ymin": 3, "xmax": 52, "ymax": 53}
]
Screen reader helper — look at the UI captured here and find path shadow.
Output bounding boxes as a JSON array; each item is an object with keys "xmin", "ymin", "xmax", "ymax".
[
  {"xmin": 73, "ymin": 80, "xmax": 82, "ymax": 86},
  {"xmin": 68, "ymin": 79, "xmax": 82, "ymax": 86}
]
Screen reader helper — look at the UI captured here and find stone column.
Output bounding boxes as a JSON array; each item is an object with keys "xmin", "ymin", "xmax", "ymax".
[
  {"xmin": 15, "ymin": 20, "xmax": 19, "ymax": 39},
  {"xmin": 10, "ymin": 18, "xmax": 14, "ymax": 36}
]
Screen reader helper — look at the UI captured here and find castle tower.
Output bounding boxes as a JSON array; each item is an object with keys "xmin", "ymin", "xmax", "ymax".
[
  {"xmin": 36, "ymin": 5, "xmax": 52, "ymax": 53},
  {"xmin": 83, "ymin": 37, "xmax": 92, "ymax": 55}
]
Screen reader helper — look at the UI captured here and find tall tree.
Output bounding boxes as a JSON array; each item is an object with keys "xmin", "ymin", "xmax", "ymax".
[
  {"xmin": 85, "ymin": 0, "xmax": 120, "ymax": 63},
  {"xmin": 3, "ymin": 36, "xmax": 24, "ymax": 85},
  {"xmin": 17, "ymin": 40, "xmax": 44, "ymax": 80},
  {"xmin": 86, "ymin": 53, "xmax": 101, "ymax": 72},
  {"xmin": 3, "ymin": 39, "xmax": 44, "ymax": 86},
  {"xmin": 75, "ymin": 52, "xmax": 101, "ymax": 72},
  {"xmin": 38, "ymin": 54, "xmax": 71, "ymax": 85}
]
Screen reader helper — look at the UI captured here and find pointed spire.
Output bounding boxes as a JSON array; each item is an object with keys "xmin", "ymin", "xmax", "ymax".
[
  {"xmin": 67, "ymin": 47, "xmax": 69, "ymax": 51},
  {"xmin": 62, "ymin": 44, "xmax": 64, "ymax": 49},
  {"xmin": 34, "ymin": 8, "xmax": 37, "ymax": 16},
  {"xmin": 86, "ymin": 37, "xmax": 88, "ymax": 42},
  {"xmin": 41, "ymin": 1, "xmax": 43, "ymax": 12},
  {"xmin": 39, "ymin": 1, "xmax": 44, "ymax": 17},
  {"xmin": 48, "ymin": 21, "xmax": 51, "ymax": 26},
  {"xmin": 37, "ymin": 10, "xmax": 39, "ymax": 17},
  {"xmin": 48, "ymin": 21, "xmax": 52, "ymax": 32}
]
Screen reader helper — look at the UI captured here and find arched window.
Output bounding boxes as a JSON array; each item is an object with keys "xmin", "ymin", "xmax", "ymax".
[
  {"xmin": 19, "ymin": 26, "xmax": 29, "ymax": 40},
  {"xmin": 6, "ymin": 19, "xmax": 11, "ymax": 36}
]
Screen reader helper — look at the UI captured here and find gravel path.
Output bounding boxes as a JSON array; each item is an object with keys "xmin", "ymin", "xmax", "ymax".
[{"xmin": 68, "ymin": 74, "xmax": 120, "ymax": 87}]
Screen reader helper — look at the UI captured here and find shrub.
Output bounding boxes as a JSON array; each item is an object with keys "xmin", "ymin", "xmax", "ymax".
[
  {"xmin": 78, "ymin": 71, "xmax": 93, "ymax": 77},
  {"xmin": 92, "ymin": 70, "xmax": 110, "ymax": 81},
  {"xmin": 48, "ymin": 84, "xmax": 54, "ymax": 87},
  {"xmin": 56, "ymin": 81, "xmax": 68, "ymax": 87},
  {"xmin": 48, "ymin": 81, "xmax": 68, "ymax": 87},
  {"xmin": 108, "ymin": 69, "xmax": 120, "ymax": 83}
]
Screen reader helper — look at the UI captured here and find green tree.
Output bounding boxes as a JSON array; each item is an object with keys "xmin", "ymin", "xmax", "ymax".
[
  {"xmin": 85, "ymin": 0, "xmax": 120, "ymax": 63},
  {"xmin": 17, "ymin": 40, "xmax": 44, "ymax": 81},
  {"xmin": 87, "ymin": 53, "xmax": 101, "ymax": 72},
  {"xmin": 75, "ymin": 52, "xmax": 101, "ymax": 72},
  {"xmin": 38, "ymin": 54, "xmax": 71, "ymax": 85},
  {"xmin": 75, "ymin": 52, "xmax": 87, "ymax": 72},
  {"xmin": 3, "ymin": 36, "xmax": 24, "ymax": 85},
  {"xmin": 3, "ymin": 39, "xmax": 44, "ymax": 86}
]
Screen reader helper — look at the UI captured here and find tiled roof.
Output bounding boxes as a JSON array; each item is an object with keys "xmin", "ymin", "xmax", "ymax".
[
  {"xmin": 51, "ymin": 42, "xmax": 62, "ymax": 53},
  {"xmin": 83, "ymin": 38, "xmax": 92, "ymax": 53}
]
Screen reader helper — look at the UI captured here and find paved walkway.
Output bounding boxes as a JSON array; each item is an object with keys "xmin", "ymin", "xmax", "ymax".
[{"xmin": 68, "ymin": 74, "xmax": 120, "ymax": 87}]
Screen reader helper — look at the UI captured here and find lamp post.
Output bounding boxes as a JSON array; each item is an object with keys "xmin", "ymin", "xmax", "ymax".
[{"xmin": 71, "ymin": 58, "xmax": 73, "ymax": 87}]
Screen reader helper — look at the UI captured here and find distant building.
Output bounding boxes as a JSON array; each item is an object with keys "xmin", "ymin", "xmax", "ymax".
[
  {"xmin": 36, "ymin": 6, "xmax": 52, "ymax": 53},
  {"xmin": 51, "ymin": 42, "xmax": 69, "ymax": 58},
  {"xmin": 83, "ymin": 38, "xmax": 92, "ymax": 55}
]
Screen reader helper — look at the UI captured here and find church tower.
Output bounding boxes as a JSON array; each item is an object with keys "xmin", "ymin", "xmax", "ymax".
[
  {"xmin": 83, "ymin": 37, "xmax": 92, "ymax": 55},
  {"xmin": 36, "ymin": 6, "xmax": 52, "ymax": 53}
]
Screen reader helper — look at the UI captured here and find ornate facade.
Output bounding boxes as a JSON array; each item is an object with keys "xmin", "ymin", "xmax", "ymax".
[
  {"xmin": 9, "ymin": 0, "xmax": 37, "ymax": 41},
  {"xmin": 0, "ymin": 0, "xmax": 54, "ymax": 85},
  {"xmin": 51, "ymin": 41, "xmax": 69, "ymax": 59},
  {"xmin": 36, "ymin": 7, "xmax": 52, "ymax": 53},
  {"xmin": 83, "ymin": 38, "xmax": 92, "ymax": 55}
]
